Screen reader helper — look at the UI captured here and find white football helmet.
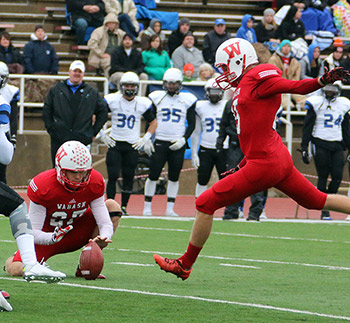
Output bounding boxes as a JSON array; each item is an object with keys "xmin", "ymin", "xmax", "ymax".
[
  {"xmin": 205, "ymin": 78, "xmax": 223, "ymax": 104},
  {"xmin": 120, "ymin": 71, "xmax": 139, "ymax": 97},
  {"xmin": 55, "ymin": 141, "xmax": 92, "ymax": 191},
  {"xmin": 215, "ymin": 38, "xmax": 258, "ymax": 90},
  {"xmin": 322, "ymin": 81, "xmax": 342, "ymax": 101},
  {"xmin": 163, "ymin": 68, "xmax": 183, "ymax": 95},
  {"xmin": 0, "ymin": 62, "xmax": 9, "ymax": 89}
]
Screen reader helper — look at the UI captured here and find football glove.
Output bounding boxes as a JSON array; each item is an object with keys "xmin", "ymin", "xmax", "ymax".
[
  {"xmin": 169, "ymin": 137, "xmax": 186, "ymax": 151},
  {"xmin": 51, "ymin": 225, "xmax": 73, "ymax": 244},
  {"xmin": 100, "ymin": 132, "xmax": 116, "ymax": 148},
  {"xmin": 132, "ymin": 132, "xmax": 152, "ymax": 151},
  {"xmin": 192, "ymin": 153, "xmax": 200, "ymax": 169},
  {"xmin": 143, "ymin": 140, "xmax": 155, "ymax": 157},
  {"xmin": 320, "ymin": 67, "xmax": 350, "ymax": 85},
  {"xmin": 297, "ymin": 148, "xmax": 310, "ymax": 164}
]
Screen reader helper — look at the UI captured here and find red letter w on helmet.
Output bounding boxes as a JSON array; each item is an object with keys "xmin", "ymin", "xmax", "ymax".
[{"xmin": 223, "ymin": 42, "xmax": 241, "ymax": 59}]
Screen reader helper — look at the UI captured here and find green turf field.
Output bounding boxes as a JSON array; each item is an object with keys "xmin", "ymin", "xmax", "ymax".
[{"xmin": 1, "ymin": 216, "xmax": 350, "ymax": 322}]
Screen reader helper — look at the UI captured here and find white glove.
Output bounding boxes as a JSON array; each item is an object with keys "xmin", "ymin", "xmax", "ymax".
[
  {"xmin": 169, "ymin": 137, "xmax": 186, "ymax": 151},
  {"xmin": 51, "ymin": 225, "xmax": 73, "ymax": 244},
  {"xmin": 101, "ymin": 132, "xmax": 116, "ymax": 148},
  {"xmin": 192, "ymin": 153, "xmax": 200, "ymax": 168},
  {"xmin": 143, "ymin": 140, "xmax": 155, "ymax": 157},
  {"xmin": 132, "ymin": 132, "xmax": 152, "ymax": 150}
]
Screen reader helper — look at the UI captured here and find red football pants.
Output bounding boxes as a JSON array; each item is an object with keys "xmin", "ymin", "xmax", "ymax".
[
  {"xmin": 196, "ymin": 145, "xmax": 327, "ymax": 215},
  {"xmin": 13, "ymin": 210, "xmax": 96, "ymax": 263}
]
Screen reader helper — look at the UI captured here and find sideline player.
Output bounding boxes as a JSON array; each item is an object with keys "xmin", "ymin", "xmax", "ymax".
[
  {"xmin": 153, "ymin": 38, "xmax": 350, "ymax": 280},
  {"xmin": 101, "ymin": 71, "xmax": 157, "ymax": 215},
  {"xmin": 301, "ymin": 81, "xmax": 350, "ymax": 220},
  {"xmin": 191, "ymin": 78, "xmax": 228, "ymax": 198},
  {"xmin": 5, "ymin": 141, "xmax": 119, "ymax": 278},
  {"xmin": 143, "ymin": 68, "xmax": 197, "ymax": 216},
  {"xmin": 0, "ymin": 93, "xmax": 65, "ymax": 312}
]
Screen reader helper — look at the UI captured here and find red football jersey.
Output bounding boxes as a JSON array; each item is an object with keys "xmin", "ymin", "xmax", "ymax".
[
  {"xmin": 232, "ymin": 64, "xmax": 321, "ymax": 160},
  {"xmin": 28, "ymin": 169, "xmax": 105, "ymax": 232}
]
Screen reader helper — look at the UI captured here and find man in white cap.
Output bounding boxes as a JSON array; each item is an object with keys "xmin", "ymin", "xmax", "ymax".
[{"xmin": 42, "ymin": 60, "xmax": 108, "ymax": 165}]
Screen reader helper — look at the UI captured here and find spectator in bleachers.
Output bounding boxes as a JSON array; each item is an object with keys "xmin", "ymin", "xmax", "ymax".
[
  {"xmin": 172, "ymin": 32, "xmax": 204, "ymax": 79},
  {"xmin": 276, "ymin": 5, "xmax": 305, "ymax": 41},
  {"xmin": 268, "ymin": 39, "xmax": 305, "ymax": 109},
  {"xmin": 168, "ymin": 18, "xmax": 198, "ymax": 57},
  {"xmin": 103, "ymin": 0, "xmax": 139, "ymax": 39},
  {"xmin": 183, "ymin": 63, "xmax": 195, "ymax": 82},
  {"xmin": 23, "ymin": 25, "xmax": 59, "ymax": 75},
  {"xmin": 299, "ymin": 44, "xmax": 322, "ymax": 79},
  {"xmin": 196, "ymin": 63, "xmax": 218, "ymax": 81},
  {"xmin": 87, "ymin": 13, "xmax": 125, "ymax": 77},
  {"xmin": 321, "ymin": 41, "xmax": 344, "ymax": 72},
  {"xmin": 341, "ymin": 48, "xmax": 350, "ymax": 98},
  {"xmin": 0, "ymin": 32, "xmax": 24, "ymax": 74},
  {"xmin": 66, "ymin": 0, "xmax": 105, "ymax": 45},
  {"xmin": 236, "ymin": 14, "xmax": 257, "ymax": 44},
  {"xmin": 109, "ymin": 34, "xmax": 148, "ymax": 90},
  {"xmin": 140, "ymin": 18, "xmax": 166, "ymax": 51},
  {"xmin": 142, "ymin": 35, "xmax": 170, "ymax": 80},
  {"xmin": 202, "ymin": 19, "xmax": 231, "ymax": 65},
  {"xmin": 254, "ymin": 9, "xmax": 280, "ymax": 52}
]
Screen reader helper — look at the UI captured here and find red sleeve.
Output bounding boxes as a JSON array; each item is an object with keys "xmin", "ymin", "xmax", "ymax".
[{"xmin": 254, "ymin": 76, "xmax": 322, "ymax": 98}]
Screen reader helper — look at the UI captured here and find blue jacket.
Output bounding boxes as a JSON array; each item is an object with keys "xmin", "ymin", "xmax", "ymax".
[
  {"xmin": 23, "ymin": 34, "xmax": 59, "ymax": 74},
  {"xmin": 236, "ymin": 14, "xmax": 257, "ymax": 43}
]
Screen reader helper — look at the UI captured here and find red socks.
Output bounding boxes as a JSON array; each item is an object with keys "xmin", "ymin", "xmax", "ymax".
[{"xmin": 179, "ymin": 242, "xmax": 202, "ymax": 269}]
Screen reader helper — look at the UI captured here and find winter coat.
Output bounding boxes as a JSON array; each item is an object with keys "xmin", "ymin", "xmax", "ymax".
[
  {"xmin": 0, "ymin": 44, "xmax": 23, "ymax": 65},
  {"xmin": 276, "ymin": 5, "xmax": 305, "ymax": 41},
  {"xmin": 109, "ymin": 45, "xmax": 145, "ymax": 75},
  {"xmin": 103, "ymin": 0, "xmax": 139, "ymax": 32},
  {"xmin": 202, "ymin": 29, "xmax": 231, "ymax": 64},
  {"xmin": 23, "ymin": 34, "xmax": 59, "ymax": 74},
  {"xmin": 140, "ymin": 18, "xmax": 166, "ymax": 51},
  {"xmin": 236, "ymin": 14, "xmax": 257, "ymax": 43},
  {"xmin": 87, "ymin": 13, "xmax": 125, "ymax": 67},
  {"xmin": 142, "ymin": 48, "xmax": 171, "ymax": 80},
  {"xmin": 171, "ymin": 44, "xmax": 204, "ymax": 78},
  {"xmin": 268, "ymin": 50, "xmax": 301, "ymax": 80},
  {"xmin": 42, "ymin": 80, "xmax": 108, "ymax": 146}
]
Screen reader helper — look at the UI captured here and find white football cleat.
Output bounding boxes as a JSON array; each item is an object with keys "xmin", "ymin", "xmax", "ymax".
[
  {"xmin": 165, "ymin": 209, "xmax": 179, "ymax": 217},
  {"xmin": 345, "ymin": 215, "xmax": 350, "ymax": 221},
  {"xmin": 238, "ymin": 210, "xmax": 244, "ymax": 218},
  {"xmin": 260, "ymin": 210, "xmax": 267, "ymax": 219},
  {"xmin": 143, "ymin": 208, "xmax": 152, "ymax": 216},
  {"xmin": 23, "ymin": 263, "xmax": 66, "ymax": 283},
  {"xmin": 0, "ymin": 292, "xmax": 12, "ymax": 312}
]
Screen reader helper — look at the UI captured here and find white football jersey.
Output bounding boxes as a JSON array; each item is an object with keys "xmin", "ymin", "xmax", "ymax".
[
  {"xmin": 105, "ymin": 92, "xmax": 152, "ymax": 144},
  {"xmin": 195, "ymin": 100, "xmax": 228, "ymax": 149},
  {"xmin": 149, "ymin": 90, "xmax": 197, "ymax": 141},
  {"xmin": 0, "ymin": 84, "xmax": 19, "ymax": 104},
  {"xmin": 306, "ymin": 95, "xmax": 350, "ymax": 142}
]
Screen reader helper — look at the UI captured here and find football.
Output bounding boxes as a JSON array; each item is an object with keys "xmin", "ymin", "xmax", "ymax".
[{"xmin": 79, "ymin": 241, "xmax": 104, "ymax": 280}]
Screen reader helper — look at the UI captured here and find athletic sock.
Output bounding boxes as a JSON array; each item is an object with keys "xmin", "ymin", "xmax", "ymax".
[
  {"xmin": 179, "ymin": 242, "xmax": 202, "ymax": 270},
  {"xmin": 16, "ymin": 234, "xmax": 37, "ymax": 267}
]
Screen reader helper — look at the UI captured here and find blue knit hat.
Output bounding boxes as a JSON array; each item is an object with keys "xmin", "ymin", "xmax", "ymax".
[{"xmin": 280, "ymin": 39, "xmax": 292, "ymax": 50}]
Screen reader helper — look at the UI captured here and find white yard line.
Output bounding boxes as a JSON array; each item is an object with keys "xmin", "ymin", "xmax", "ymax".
[
  {"xmin": 0, "ymin": 277, "xmax": 349, "ymax": 321},
  {"xmin": 119, "ymin": 225, "xmax": 350, "ymax": 244},
  {"xmin": 220, "ymin": 263, "xmax": 261, "ymax": 269},
  {"xmin": 111, "ymin": 262, "xmax": 154, "ymax": 267},
  {"xmin": 119, "ymin": 248, "xmax": 350, "ymax": 271}
]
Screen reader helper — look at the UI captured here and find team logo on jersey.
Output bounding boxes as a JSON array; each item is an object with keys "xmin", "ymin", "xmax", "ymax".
[
  {"xmin": 69, "ymin": 199, "xmax": 76, "ymax": 204},
  {"xmin": 223, "ymin": 42, "xmax": 241, "ymax": 59},
  {"xmin": 57, "ymin": 201, "xmax": 86, "ymax": 210}
]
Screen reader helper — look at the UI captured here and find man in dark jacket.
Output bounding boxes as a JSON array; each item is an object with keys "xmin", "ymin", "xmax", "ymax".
[
  {"xmin": 202, "ymin": 19, "xmax": 231, "ymax": 65},
  {"xmin": 167, "ymin": 18, "xmax": 198, "ymax": 57},
  {"xmin": 66, "ymin": 0, "xmax": 105, "ymax": 45},
  {"xmin": 23, "ymin": 25, "xmax": 59, "ymax": 74},
  {"xmin": 42, "ymin": 60, "xmax": 108, "ymax": 165},
  {"xmin": 109, "ymin": 34, "xmax": 148, "ymax": 91}
]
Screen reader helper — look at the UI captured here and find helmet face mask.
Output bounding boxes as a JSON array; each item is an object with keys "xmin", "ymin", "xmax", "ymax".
[
  {"xmin": 162, "ymin": 68, "xmax": 183, "ymax": 95},
  {"xmin": 215, "ymin": 38, "xmax": 258, "ymax": 90},
  {"xmin": 120, "ymin": 72, "xmax": 140, "ymax": 98},
  {"xmin": 205, "ymin": 78, "xmax": 223, "ymax": 104},
  {"xmin": 0, "ymin": 62, "xmax": 9, "ymax": 89},
  {"xmin": 55, "ymin": 141, "xmax": 92, "ymax": 192},
  {"xmin": 322, "ymin": 83, "xmax": 341, "ymax": 101}
]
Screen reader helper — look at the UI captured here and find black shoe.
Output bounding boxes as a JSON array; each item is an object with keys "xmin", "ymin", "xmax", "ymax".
[
  {"xmin": 121, "ymin": 206, "xmax": 129, "ymax": 216},
  {"xmin": 246, "ymin": 217, "xmax": 260, "ymax": 221},
  {"xmin": 321, "ymin": 210, "xmax": 332, "ymax": 220},
  {"xmin": 222, "ymin": 215, "xmax": 238, "ymax": 220}
]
